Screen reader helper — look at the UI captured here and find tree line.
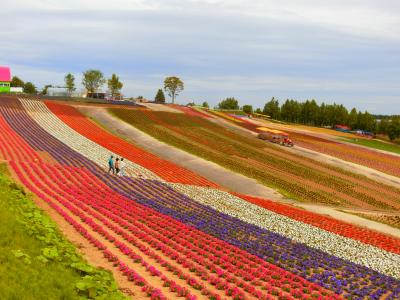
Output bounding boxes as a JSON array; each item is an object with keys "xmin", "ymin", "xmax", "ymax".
[
  {"xmin": 10, "ymin": 70, "xmax": 124, "ymax": 98},
  {"xmin": 8, "ymin": 72, "xmax": 400, "ymax": 141},
  {"xmin": 11, "ymin": 70, "xmax": 185, "ymax": 104},
  {"xmin": 215, "ymin": 97, "xmax": 400, "ymax": 141}
]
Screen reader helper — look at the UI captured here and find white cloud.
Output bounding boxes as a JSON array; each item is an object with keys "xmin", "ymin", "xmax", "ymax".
[{"xmin": 1, "ymin": 0, "xmax": 400, "ymax": 113}]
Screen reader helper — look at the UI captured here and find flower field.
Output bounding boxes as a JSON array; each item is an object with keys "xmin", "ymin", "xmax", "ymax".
[
  {"xmin": 208, "ymin": 110, "xmax": 400, "ymax": 177},
  {"xmin": 107, "ymin": 107, "xmax": 400, "ymax": 211},
  {"xmin": 1, "ymin": 95, "xmax": 400, "ymax": 299}
]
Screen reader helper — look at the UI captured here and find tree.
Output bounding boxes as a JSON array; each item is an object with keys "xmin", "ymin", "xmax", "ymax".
[
  {"xmin": 10, "ymin": 76, "xmax": 24, "ymax": 88},
  {"xmin": 107, "ymin": 73, "xmax": 123, "ymax": 98},
  {"xmin": 23, "ymin": 82, "xmax": 37, "ymax": 94},
  {"xmin": 348, "ymin": 108, "xmax": 358, "ymax": 129},
  {"xmin": 281, "ymin": 99, "xmax": 301, "ymax": 123},
  {"xmin": 82, "ymin": 70, "xmax": 105, "ymax": 93},
  {"xmin": 154, "ymin": 89, "xmax": 166, "ymax": 103},
  {"xmin": 377, "ymin": 118, "xmax": 389, "ymax": 134},
  {"xmin": 356, "ymin": 111, "xmax": 376, "ymax": 132},
  {"xmin": 202, "ymin": 101, "xmax": 209, "ymax": 108},
  {"xmin": 41, "ymin": 84, "xmax": 52, "ymax": 95},
  {"xmin": 64, "ymin": 73, "xmax": 76, "ymax": 96},
  {"xmin": 387, "ymin": 120, "xmax": 400, "ymax": 141},
  {"xmin": 242, "ymin": 105, "xmax": 253, "ymax": 114},
  {"xmin": 255, "ymin": 108, "xmax": 262, "ymax": 114},
  {"xmin": 308, "ymin": 100, "xmax": 319, "ymax": 125},
  {"xmin": 218, "ymin": 97, "xmax": 239, "ymax": 110},
  {"xmin": 263, "ymin": 97, "xmax": 280, "ymax": 119},
  {"xmin": 164, "ymin": 76, "xmax": 184, "ymax": 104}
]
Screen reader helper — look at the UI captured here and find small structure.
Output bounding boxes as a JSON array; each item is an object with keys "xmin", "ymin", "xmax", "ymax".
[
  {"xmin": 10, "ymin": 87, "xmax": 23, "ymax": 94},
  {"xmin": 334, "ymin": 124, "xmax": 351, "ymax": 132},
  {"xmin": 85, "ymin": 92, "xmax": 106, "ymax": 99},
  {"xmin": 257, "ymin": 127, "xmax": 294, "ymax": 147},
  {"xmin": 47, "ymin": 87, "xmax": 69, "ymax": 97},
  {"xmin": 0, "ymin": 66, "xmax": 11, "ymax": 93}
]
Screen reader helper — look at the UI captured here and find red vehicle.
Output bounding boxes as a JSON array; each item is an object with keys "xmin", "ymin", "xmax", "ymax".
[{"xmin": 257, "ymin": 128, "xmax": 294, "ymax": 147}]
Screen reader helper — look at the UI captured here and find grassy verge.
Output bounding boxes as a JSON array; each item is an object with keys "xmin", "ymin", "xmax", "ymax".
[
  {"xmin": 339, "ymin": 138, "xmax": 400, "ymax": 155},
  {"xmin": 0, "ymin": 164, "xmax": 127, "ymax": 300}
]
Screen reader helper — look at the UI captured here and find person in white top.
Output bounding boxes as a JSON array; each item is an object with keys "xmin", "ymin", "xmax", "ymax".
[{"xmin": 119, "ymin": 158, "xmax": 126, "ymax": 176}]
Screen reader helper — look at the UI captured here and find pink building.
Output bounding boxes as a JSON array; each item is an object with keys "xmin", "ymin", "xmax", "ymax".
[{"xmin": 0, "ymin": 66, "xmax": 11, "ymax": 93}]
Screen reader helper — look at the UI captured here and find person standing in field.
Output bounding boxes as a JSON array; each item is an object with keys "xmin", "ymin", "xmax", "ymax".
[
  {"xmin": 107, "ymin": 155, "xmax": 115, "ymax": 174},
  {"xmin": 119, "ymin": 158, "xmax": 126, "ymax": 176},
  {"xmin": 115, "ymin": 157, "xmax": 120, "ymax": 175}
]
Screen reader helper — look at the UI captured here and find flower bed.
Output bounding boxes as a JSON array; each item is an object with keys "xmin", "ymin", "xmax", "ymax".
[
  {"xmin": 7, "ymin": 156, "xmax": 340, "ymax": 299},
  {"xmin": 108, "ymin": 107, "xmax": 400, "ymax": 211},
  {"xmin": 1, "ymin": 96, "xmax": 400, "ymax": 299},
  {"xmin": 209, "ymin": 110, "xmax": 400, "ymax": 177},
  {"xmin": 45, "ymin": 101, "xmax": 217, "ymax": 187}
]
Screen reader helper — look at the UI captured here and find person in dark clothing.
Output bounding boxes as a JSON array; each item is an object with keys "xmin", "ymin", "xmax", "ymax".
[{"xmin": 115, "ymin": 157, "xmax": 120, "ymax": 175}]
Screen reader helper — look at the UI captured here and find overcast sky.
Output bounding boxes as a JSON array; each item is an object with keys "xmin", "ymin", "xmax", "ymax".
[{"xmin": 1, "ymin": 0, "xmax": 399, "ymax": 113}]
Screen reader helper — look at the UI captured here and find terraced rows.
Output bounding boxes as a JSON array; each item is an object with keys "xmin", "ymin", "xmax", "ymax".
[
  {"xmin": 0, "ymin": 96, "xmax": 400, "ymax": 299},
  {"xmin": 212, "ymin": 111, "xmax": 400, "ymax": 178},
  {"xmin": 108, "ymin": 108, "xmax": 400, "ymax": 211},
  {"xmin": 45, "ymin": 102, "xmax": 400, "ymax": 254}
]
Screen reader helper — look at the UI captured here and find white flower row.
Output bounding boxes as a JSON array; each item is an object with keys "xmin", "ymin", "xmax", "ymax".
[
  {"xmin": 20, "ymin": 98, "xmax": 400, "ymax": 279},
  {"xmin": 19, "ymin": 98, "xmax": 162, "ymax": 181},
  {"xmin": 170, "ymin": 183, "xmax": 400, "ymax": 279}
]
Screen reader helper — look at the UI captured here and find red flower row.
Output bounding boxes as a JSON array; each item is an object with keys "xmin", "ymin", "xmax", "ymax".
[
  {"xmin": 234, "ymin": 193, "xmax": 400, "ymax": 255},
  {"xmin": 45, "ymin": 101, "xmax": 218, "ymax": 188}
]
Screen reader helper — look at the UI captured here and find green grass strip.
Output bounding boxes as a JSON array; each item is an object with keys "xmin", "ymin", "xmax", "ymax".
[{"xmin": 339, "ymin": 138, "xmax": 400, "ymax": 155}]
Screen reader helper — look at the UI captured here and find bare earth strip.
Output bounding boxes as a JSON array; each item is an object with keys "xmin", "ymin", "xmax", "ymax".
[
  {"xmin": 81, "ymin": 106, "xmax": 400, "ymax": 238},
  {"xmin": 80, "ymin": 106, "xmax": 286, "ymax": 201},
  {"xmin": 140, "ymin": 103, "xmax": 185, "ymax": 113}
]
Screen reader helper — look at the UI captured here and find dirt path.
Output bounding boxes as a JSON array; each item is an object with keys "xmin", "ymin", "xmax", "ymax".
[
  {"xmin": 80, "ymin": 106, "xmax": 287, "ymax": 201},
  {"xmin": 140, "ymin": 103, "xmax": 184, "ymax": 113},
  {"xmin": 37, "ymin": 151, "xmax": 59, "ymax": 164}
]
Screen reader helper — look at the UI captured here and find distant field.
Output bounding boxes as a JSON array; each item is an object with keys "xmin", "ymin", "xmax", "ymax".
[
  {"xmin": 339, "ymin": 138, "xmax": 400, "ymax": 155},
  {"xmin": 109, "ymin": 108, "xmax": 400, "ymax": 210},
  {"xmin": 206, "ymin": 110, "xmax": 400, "ymax": 177}
]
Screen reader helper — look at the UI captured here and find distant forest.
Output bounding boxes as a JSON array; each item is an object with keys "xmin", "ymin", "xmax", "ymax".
[{"xmin": 216, "ymin": 97, "xmax": 400, "ymax": 140}]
